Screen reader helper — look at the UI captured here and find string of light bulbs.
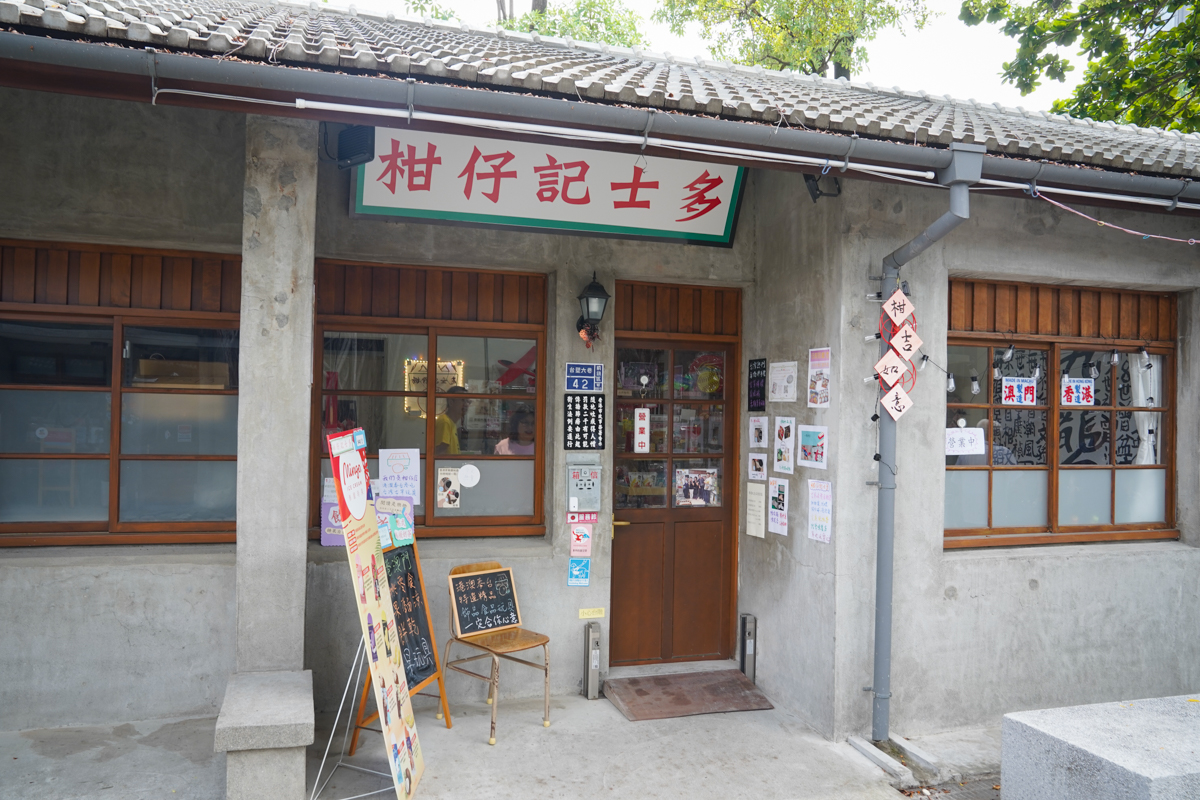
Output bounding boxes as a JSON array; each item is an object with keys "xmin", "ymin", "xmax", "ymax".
[{"xmin": 1033, "ymin": 191, "xmax": 1198, "ymax": 245}]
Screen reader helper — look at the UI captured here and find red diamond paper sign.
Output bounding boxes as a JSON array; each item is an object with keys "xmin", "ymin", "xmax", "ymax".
[
  {"xmin": 881, "ymin": 384, "xmax": 914, "ymax": 420},
  {"xmin": 883, "ymin": 289, "xmax": 914, "ymax": 326},
  {"xmin": 874, "ymin": 349, "xmax": 909, "ymax": 388},
  {"xmin": 889, "ymin": 323, "xmax": 923, "ymax": 362}
]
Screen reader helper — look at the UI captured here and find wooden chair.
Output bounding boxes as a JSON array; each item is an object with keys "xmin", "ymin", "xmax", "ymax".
[{"xmin": 443, "ymin": 561, "xmax": 550, "ymax": 745}]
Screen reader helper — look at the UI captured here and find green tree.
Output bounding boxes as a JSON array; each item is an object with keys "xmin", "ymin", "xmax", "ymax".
[
  {"xmin": 403, "ymin": 0, "xmax": 456, "ymax": 20},
  {"xmin": 500, "ymin": 0, "xmax": 649, "ymax": 47},
  {"xmin": 653, "ymin": 0, "xmax": 931, "ymax": 76},
  {"xmin": 960, "ymin": 1, "xmax": 1200, "ymax": 131}
]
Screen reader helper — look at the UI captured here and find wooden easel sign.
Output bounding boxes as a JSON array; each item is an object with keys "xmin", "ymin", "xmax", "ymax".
[{"xmin": 448, "ymin": 568, "xmax": 522, "ymax": 638}]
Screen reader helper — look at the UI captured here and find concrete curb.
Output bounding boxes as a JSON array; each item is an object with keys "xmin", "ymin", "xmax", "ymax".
[
  {"xmin": 890, "ymin": 735, "xmax": 962, "ymax": 784},
  {"xmin": 848, "ymin": 735, "xmax": 918, "ymax": 789}
]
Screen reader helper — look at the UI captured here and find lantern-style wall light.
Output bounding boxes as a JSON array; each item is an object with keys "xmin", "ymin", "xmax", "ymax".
[{"xmin": 576, "ymin": 272, "xmax": 610, "ymax": 349}]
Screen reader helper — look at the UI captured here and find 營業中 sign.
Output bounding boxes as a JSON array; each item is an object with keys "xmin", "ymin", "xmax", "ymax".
[{"xmin": 356, "ymin": 128, "xmax": 744, "ymax": 245}]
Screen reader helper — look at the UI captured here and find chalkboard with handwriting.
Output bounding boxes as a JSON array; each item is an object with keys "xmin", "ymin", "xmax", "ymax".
[
  {"xmin": 383, "ymin": 544, "xmax": 438, "ymax": 688},
  {"xmin": 448, "ymin": 568, "xmax": 522, "ymax": 638}
]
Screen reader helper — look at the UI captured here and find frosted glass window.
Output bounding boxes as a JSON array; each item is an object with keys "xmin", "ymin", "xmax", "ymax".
[
  {"xmin": 0, "ymin": 390, "xmax": 111, "ymax": 454},
  {"xmin": 432, "ymin": 459, "xmax": 533, "ymax": 517},
  {"xmin": 945, "ymin": 471, "xmax": 987, "ymax": 529},
  {"xmin": 992, "ymin": 471, "xmax": 1048, "ymax": 528},
  {"xmin": 1058, "ymin": 469, "xmax": 1111, "ymax": 526},
  {"xmin": 119, "ymin": 461, "xmax": 236, "ymax": 521},
  {"xmin": 1115, "ymin": 469, "xmax": 1166, "ymax": 524},
  {"xmin": 121, "ymin": 394, "xmax": 237, "ymax": 455},
  {"xmin": 0, "ymin": 459, "xmax": 109, "ymax": 521}
]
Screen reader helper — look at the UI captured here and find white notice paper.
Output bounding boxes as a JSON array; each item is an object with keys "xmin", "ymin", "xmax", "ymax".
[
  {"xmin": 633, "ymin": 407, "xmax": 651, "ymax": 453},
  {"xmin": 807, "ymin": 479, "xmax": 832, "ymax": 543},
  {"xmin": 748, "ymin": 416, "xmax": 768, "ymax": 448},
  {"xmin": 749, "ymin": 453, "xmax": 767, "ymax": 481},
  {"xmin": 768, "ymin": 478, "xmax": 789, "ymax": 535},
  {"xmin": 945, "ymin": 427, "xmax": 986, "ymax": 456},
  {"xmin": 378, "ymin": 448, "xmax": 422, "ymax": 505},
  {"xmin": 797, "ymin": 425, "xmax": 828, "ymax": 470},
  {"xmin": 773, "ymin": 416, "xmax": 795, "ymax": 474},
  {"xmin": 746, "ymin": 482, "xmax": 766, "ymax": 539},
  {"xmin": 769, "ymin": 361, "xmax": 798, "ymax": 403},
  {"xmin": 808, "ymin": 348, "xmax": 831, "ymax": 408}
]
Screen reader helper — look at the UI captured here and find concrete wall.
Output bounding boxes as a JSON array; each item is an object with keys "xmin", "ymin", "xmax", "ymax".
[{"xmin": 0, "ymin": 545, "xmax": 236, "ymax": 731}]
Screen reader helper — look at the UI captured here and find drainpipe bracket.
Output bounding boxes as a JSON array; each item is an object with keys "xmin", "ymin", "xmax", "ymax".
[{"xmin": 936, "ymin": 141, "xmax": 985, "ymax": 186}]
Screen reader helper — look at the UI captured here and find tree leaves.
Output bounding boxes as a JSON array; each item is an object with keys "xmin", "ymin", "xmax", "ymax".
[
  {"xmin": 960, "ymin": 1, "xmax": 1200, "ymax": 131},
  {"xmin": 500, "ymin": 0, "xmax": 650, "ymax": 47}
]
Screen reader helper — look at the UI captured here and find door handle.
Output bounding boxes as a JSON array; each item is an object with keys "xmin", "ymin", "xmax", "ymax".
[{"xmin": 612, "ymin": 515, "xmax": 631, "ymax": 539}]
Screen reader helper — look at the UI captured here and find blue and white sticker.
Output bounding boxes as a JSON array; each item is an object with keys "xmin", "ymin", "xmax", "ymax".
[
  {"xmin": 353, "ymin": 429, "xmax": 368, "ymax": 450},
  {"xmin": 565, "ymin": 363, "xmax": 604, "ymax": 393},
  {"xmin": 567, "ymin": 558, "xmax": 591, "ymax": 587}
]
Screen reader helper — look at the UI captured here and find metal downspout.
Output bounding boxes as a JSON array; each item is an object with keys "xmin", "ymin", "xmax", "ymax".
[{"xmin": 871, "ymin": 143, "xmax": 984, "ymax": 743}]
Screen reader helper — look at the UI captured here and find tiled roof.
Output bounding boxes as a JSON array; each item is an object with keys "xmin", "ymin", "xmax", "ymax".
[{"xmin": 4, "ymin": 0, "xmax": 1200, "ymax": 177}]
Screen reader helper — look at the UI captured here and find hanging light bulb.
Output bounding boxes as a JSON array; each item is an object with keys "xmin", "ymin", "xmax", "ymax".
[
  {"xmin": 1032, "ymin": 365, "xmax": 1041, "ymax": 379},
  {"xmin": 946, "ymin": 373, "xmax": 956, "ymax": 393},
  {"xmin": 993, "ymin": 365, "xmax": 1002, "ymax": 380},
  {"xmin": 1002, "ymin": 344, "xmax": 1015, "ymax": 362},
  {"xmin": 1139, "ymin": 346, "xmax": 1153, "ymax": 371},
  {"xmin": 1061, "ymin": 371, "xmax": 1069, "ymax": 389},
  {"xmin": 1086, "ymin": 362, "xmax": 1099, "ymax": 379},
  {"xmin": 1110, "ymin": 349, "xmax": 1120, "ymax": 366},
  {"xmin": 865, "ymin": 332, "xmax": 882, "ymax": 341},
  {"xmin": 919, "ymin": 354, "xmax": 930, "ymax": 371},
  {"xmin": 970, "ymin": 369, "xmax": 981, "ymax": 395}
]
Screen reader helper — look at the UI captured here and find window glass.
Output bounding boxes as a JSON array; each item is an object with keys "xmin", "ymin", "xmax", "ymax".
[
  {"xmin": 121, "ymin": 394, "xmax": 237, "ymax": 455},
  {"xmin": 1116, "ymin": 353, "xmax": 1163, "ymax": 407},
  {"xmin": 615, "ymin": 459, "xmax": 667, "ymax": 509},
  {"xmin": 993, "ymin": 409, "xmax": 1047, "ymax": 465},
  {"xmin": 119, "ymin": 461, "xmax": 236, "ymax": 521},
  {"xmin": 1115, "ymin": 469, "xmax": 1166, "ymax": 523},
  {"xmin": 946, "ymin": 345, "xmax": 989, "ymax": 404},
  {"xmin": 1058, "ymin": 469, "xmax": 1111, "ymax": 526},
  {"xmin": 945, "ymin": 470, "xmax": 987, "ymax": 528},
  {"xmin": 946, "ymin": 408, "xmax": 989, "ymax": 466},
  {"xmin": 1059, "ymin": 410, "xmax": 1110, "ymax": 465},
  {"xmin": 322, "ymin": 332, "xmax": 428, "ymax": 392},
  {"xmin": 1115, "ymin": 411, "xmax": 1161, "ymax": 465},
  {"xmin": 320, "ymin": 395, "xmax": 427, "ymax": 454},
  {"xmin": 673, "ymin": 351, "xmax": 724, "ymax": 400},
  {"xmin": 0, "ymin": 390, "xmax": 110, "ymax": 454},
  {"xmin": 0, "ymin": 459, "xmax": 109, "ymax": 521},
  {"xmin": 1059, "ymin": 350, "xmax": 1111, "ymax": 406},
  {"xmin": 124, "ymin": 327, "xmax": 239, "ymax": 389},
  {"xmin": 616, "ymin": 349, "xmax": 668, "ymax": 399},
  {"xmin": 673, "ymin": 405, "xmax": 723, "ymax": 454},
  {"xmin": 435, "ymin": 336, "xmax": 537, "ymax": 394},
  {"xmin": 430, "ymin": 399, "xmax": 536, "ymax": 456},
  {"xmin": 993, "ymin": 471, "xmax": 1048, "ymax": 527},
  {"xmin": 0, "ymin": 321, "xmax": 112, "ymax": 386},
  {"xmin": 992, "ymin": 348, "xmax": 1047, "ymax": 405},
  {"xmin": 673, "ymin": 458, "xmax": 722, "ymax": 507},
  {"xmin": 615, "ymin": 404, "xmax": 666, "ymax": 454},
  {"xmin": 432, "ymin": 459, "xmax": 533, "ymax": 517}
]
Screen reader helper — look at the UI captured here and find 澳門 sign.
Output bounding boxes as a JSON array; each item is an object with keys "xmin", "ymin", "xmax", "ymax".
[{"xmin": 355, "ymin": 128, "xmax": 745, "ymax": 245}]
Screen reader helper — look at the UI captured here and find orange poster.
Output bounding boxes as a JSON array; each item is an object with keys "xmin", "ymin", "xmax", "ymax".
[{"xmin": 328, "ymin": 428, "xmax": 425, "ymax": 799}]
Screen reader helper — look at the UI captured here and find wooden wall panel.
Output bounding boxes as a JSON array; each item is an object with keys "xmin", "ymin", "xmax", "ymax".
[
  {"xmin": 614, "ymin": 281, "xmax": 742, "ymax": 337},
  {"xmin": 949, "ymin": 279, "xmax": 1175, "ymax": 344},
  {"xmin": 0, "ymin": 240, "xmax": 241, "ymax": 315}
]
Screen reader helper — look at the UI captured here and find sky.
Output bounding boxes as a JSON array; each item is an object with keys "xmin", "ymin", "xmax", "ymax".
[{"xmin": 353, "ymin": 0, "xmax": 1086, "ymax": 113}]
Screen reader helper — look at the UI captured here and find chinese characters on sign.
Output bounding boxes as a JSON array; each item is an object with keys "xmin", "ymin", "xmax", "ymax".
[
  {"xmin": 564, "ymin": 393, "xmax": 606, "ymax": 450},
  {"xmin": 357, "ymin": 128, "xmax": 744, "ymax": 244},
  {"xmin": 769, "ymin": 361, "xmax": 798, "ymax": 403},
  {"xmin": 889, "ymin": 324, "xmax": 922, "ymax": 362},
  {"xmin": 633, "ymin": 407, "xmax": 651, "ymax": 454},
  {"xmin": 565, "ymin": 362, "xmax": 604, "ymax": 393},
  {"xmin": 768, "ymin": 477, "xmax": 789, "ymax": 536},
  {"xmin": 807, "ymin": 348, "xmax": 831, "ymax": 408},
  {"xmin": 881, "ymin": 384, "xmax": 914, "ymax": 421},
  {"xmin": 1001, "ymin": 377, "xmax": 1038, "ymax": 406},
  {"xmin": 748, "ymin": 358, "xmax": 767, "ymax": 412},
  {"xmin": 882, "ymin": 289, "xmax": 913, "ymax": 326},
  {"xmin": 873, "ymin": 349, "xmax": 909, "ymax": 388},
  {"xmin": 945, "ymin": 427, "xmax": 986, "ymax": 456},
  {"xmin": 1061, "ymin": 377, "xmax": 1095, "ymax": 406},
  {"xmin": 807, "ymin": 480, "xmax": 832, "ymax": 543}
]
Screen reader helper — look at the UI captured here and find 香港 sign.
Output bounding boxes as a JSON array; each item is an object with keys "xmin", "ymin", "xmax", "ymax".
[{"xmin": 355, "ymin": 127, "xmax": 745, "ymax": 245}]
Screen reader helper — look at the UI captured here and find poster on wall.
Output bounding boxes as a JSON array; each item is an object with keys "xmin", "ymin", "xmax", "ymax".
[
  {"xmin": 808, "ymin": 348, "xmax": 831, "ymax": 408},
  {"xmin": 773, "ymin": 416, "xmax": 795, "ymax": 474},
  {"xmin": 674, "ymin": 468, "xmax": 720, "ymax": 507},
  {"xmin": 945, "ymin": 427, "xmax": 986, "ymax": 456},
  {"xmin": 748, "ymin": 416, "xmax": 767, "ymax": 449},
  {"xmin": 436, "ymin": 467, "xmax": 460, "ymax": 508},
  {"xmin": 1061, "ymin": 377, "xmax": 1095, "ymax": 406},
  {"xmin": 378, "ymin": 448, "xmax": 422, "ymax": 506},
  {"xmin": 769, "ymin": 361, "xmax": 798, "ymax": 403},
  {"xmin": 746, "ymin": 482, "xmax": 766, "ymax": 538},
  {"xmin": 321, "ymin": 478, "xmax": 344, "ymax": 546},
  {"xmin": 1001, "ymin": 377, "xmax": 1037, "ymax": 406},
  {"xmin": 748, "ymin": 359, "xmax": 767, "ymax": 412},
  {"xmin": 807, "ymin": 479, "xmax": 832, "ymax": 543},
  {"xmin": 748, "ymin": 453, "xmax": 767, "ymax": 481},
  {"xmin": 797, "ymin": 425, "xmax": 828, "ymax": 470},
  {"xmin": 768, "ymin": 477, "xmax": 789, "ymax": 536},
  {"xmin": 326, "ymin": 428, "xmax": 425, "ymax": 800}
]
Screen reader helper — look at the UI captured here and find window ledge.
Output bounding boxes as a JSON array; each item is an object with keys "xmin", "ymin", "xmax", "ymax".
[
  {"xmin": 943, "ymin": 535, "xmax": 1196, "ymax": 560},
  {"xmin": 0, "ymin": 542, "xmax": 236, "ymax": 566},
  {"xmin": 308, "ymin": 535, "xmax": 552, "ymax": 565}
]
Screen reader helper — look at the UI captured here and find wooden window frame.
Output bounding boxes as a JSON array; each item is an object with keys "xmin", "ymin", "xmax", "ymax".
[
  {"xmin": 311, "ymin": 263, "xmax": 549, "ymax": 540},
  {"xmin": 945, "ymin": 336, "xmax": 1177, "ymax": 549}
]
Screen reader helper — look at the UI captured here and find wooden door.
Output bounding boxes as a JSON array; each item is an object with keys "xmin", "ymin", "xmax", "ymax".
[{"xmin": 610, "ymin": 342, "xmax": 737, "ymax": 665}]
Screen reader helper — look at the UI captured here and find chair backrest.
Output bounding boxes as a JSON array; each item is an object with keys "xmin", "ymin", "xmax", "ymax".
[{"xmin": 449, "ymin": 561, "xmax": 504, "ymax": 636}]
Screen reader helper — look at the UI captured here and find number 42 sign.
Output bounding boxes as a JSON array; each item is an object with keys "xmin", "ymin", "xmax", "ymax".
[{"xmin": 566, "ymin": 363, "xmax": 604, "ymax": 392}]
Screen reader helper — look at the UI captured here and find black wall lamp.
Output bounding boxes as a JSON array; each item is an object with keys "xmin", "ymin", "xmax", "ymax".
[{"xmin": 576, "ymin": 272, "xmax": 610, "ymax": 349}]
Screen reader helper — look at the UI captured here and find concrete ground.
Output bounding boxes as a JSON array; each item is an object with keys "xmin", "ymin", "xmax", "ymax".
[{"xmin": 2, "ymin": 693, "xmax": 907, "ymax": 800}]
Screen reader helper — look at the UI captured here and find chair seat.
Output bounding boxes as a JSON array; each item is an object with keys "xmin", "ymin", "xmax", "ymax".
[{"xmin": 458, "ymin": 627, "xmax": 548, "ymax": 654}]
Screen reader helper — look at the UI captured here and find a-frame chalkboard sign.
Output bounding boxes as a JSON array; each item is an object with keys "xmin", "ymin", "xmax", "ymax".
[{"xmin": 349, "ymin": 539, "xmax": 452, "ymax": 755}]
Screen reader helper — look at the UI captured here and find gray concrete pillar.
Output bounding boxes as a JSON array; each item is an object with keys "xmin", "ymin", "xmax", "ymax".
[
  {"xmin": 235, "ymin": 115, "xmax": 319, "ymax": 672},
  {"xmin": 217, "ymin": 115, "xmax": 319, "ymax": 799}
]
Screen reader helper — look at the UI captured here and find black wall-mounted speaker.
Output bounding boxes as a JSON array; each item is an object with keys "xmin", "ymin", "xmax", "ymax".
[{"xmin": 337, "ymin": 125, "xmax": 375, "ymax": 170}]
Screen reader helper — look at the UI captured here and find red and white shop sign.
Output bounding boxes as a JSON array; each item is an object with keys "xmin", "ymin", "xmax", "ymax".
[{"xmin": 634, "ymin": 407, "xmax": 651, "ymax": 453}]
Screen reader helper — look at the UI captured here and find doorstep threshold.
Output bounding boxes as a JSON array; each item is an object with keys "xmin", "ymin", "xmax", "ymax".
[{"xmin": 606, "ymin": 658, "xmax": 739, "ymax": 681}]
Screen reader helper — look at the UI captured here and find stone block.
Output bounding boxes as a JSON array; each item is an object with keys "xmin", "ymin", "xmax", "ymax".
[
  {"xmin": 226, "ymin": 747, "xmax": 306, "ymax": 800},
  {"xmin": 1002, "ymin": 694, "xmax": 1200, "ymax": 800},
  {"xmin": 214, "ymin": 670, "xmax": 314, "ymax": 753}
]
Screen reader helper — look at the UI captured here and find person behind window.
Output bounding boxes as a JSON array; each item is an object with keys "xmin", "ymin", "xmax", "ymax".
[
  {"xmin": 435, "ymin": 386, "xmax": 468, "ymax": 455},
  {"xmin": 494, "ymin": 407, "xmax": 535, "ymax": 455}
]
